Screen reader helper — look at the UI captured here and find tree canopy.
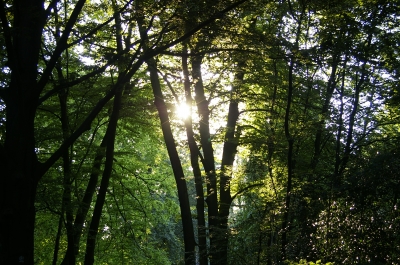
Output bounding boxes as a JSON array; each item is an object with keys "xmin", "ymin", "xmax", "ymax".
[{"xmin": 0, "ymin": 0, "xmax": 399, "ymax": 264}]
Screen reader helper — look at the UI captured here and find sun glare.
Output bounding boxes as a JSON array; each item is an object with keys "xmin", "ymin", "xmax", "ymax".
[{"xmin": 175, "ymin": 103, "xmax": 191, "ymax": 120}]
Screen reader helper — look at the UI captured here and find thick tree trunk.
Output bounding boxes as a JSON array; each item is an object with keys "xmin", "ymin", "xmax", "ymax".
[
  {"xmin": 0, "ymin": 1, "xmax": 43, "ymax": 264},
  {"xmin": 1, "ymin": 119, "xmax": 38, "ymax": 265},
  {"xmin": 192, "ymin": 56, "xmax": 220, "ymax": 262},
  {"xmin": 182, "ymin": 51, "xmax": 207, "ymax": 265},
  {"xmin": 136, "ymin": 10, "xmax": 196, "ymax": 263},
  {"xmin": 0, "ymin": 1, "xmax": 90, "ymax": 263},
  {"xmin": 217, "ymin": 62, "xmax": 245, "ymax": 265},
  {"xmin": 147, "ymin": 59, "xmax": 196, "ymax": 264}
]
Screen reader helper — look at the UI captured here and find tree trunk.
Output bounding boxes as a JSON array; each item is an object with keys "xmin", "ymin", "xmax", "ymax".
[
  {"xmin": 192, "ymin": 56, "xmax": 220, "ymax": 263},
  {"xmin": 83, "ymin": 78, "xmax": 124, "ymax": 265},
  {"xmin": 281, "ymin": 55, "xmax": 295, "ymax": 262},
  {"xmin": 84, "ymin": 6, "xmax": 126, "ymax": 263},
  {"xmin": 311, "ymin": 56, "xmax": 339, "ymax": 171},
  {"xmin": 148, "ymin": 58, "xmax": 196, "ymax": 264},
  {"xmin": 136, "ymin": 9, "xmax": 196, "ymax": 262},
  {"xmin": 182, "ymin": 50, "xmax": 207, "ymax": 265},
  {"xmin": 0, "ymin": 1, "xmax": 44, "ymax": 263},
  {"xmin": 281, "ymin": 8, "xmax": 305, "ymax": 259},
  {"xmin": 217, "ymin": 62, "xmax": 245, "ymax": 265},
  {"xmin": 60, "ymin": 133, "xmax": 108, "ymax": 265}
]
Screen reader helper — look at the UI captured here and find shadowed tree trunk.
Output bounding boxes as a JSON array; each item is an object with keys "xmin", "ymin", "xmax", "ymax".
[
  {"xmin": 0, "ymin": 1, "xmax": 55, "ymax": 263},
  {"xmin": 280, "ymin": 5, "xmax": 305, "ymax": 259},
  {"xmin": 281, "ymin": 55, "xmax": 294, "ymax": 262},
  {"xmin": 217, "ymin": 61, "xmax": 245, "ymax": 265},
  {"xmin": 0, "ymin": 0, "xmax": 247, "ymax": 263},
  {"xmin": 83, "ymin": 80, "xmax": 123, "ymax": 265},
  {"xmin": 191, "ymin": 55, "xmax": 220, "ymax": 263},
  {"xmin": 147, "ymin": 58, "xmax": 196, "ymax": 264},
  {"xmin": 137, "ymin": 11, "xmax": 196, "ymax": 262},
  {"xmin": 182, "ymin": 45, "xmax": 208, "ymax": 265},
  {"xmin": 83, "ymin": 5, "xmax": 127, "ymax": 263}
]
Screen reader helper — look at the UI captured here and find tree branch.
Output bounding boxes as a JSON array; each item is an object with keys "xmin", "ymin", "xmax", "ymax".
[
  {"xmin": 36, "ymin": 0, "xmax": 250, "ymax": 180},
  {"xmin": 37, "ymin": 0, "xmax": 87, "ymax": 95},
  {"xmin": 66, "ymin": 0, "xmax": 134, "ymax": 49},
  {"xmin": 231, "ymin": 183, "xmax": 263, "ymax": 201},
  {"xmin": 159, "ymin": 48, "xmax": 257, "ymax": 57},
  {"xmin": 44, "ymin": 0, "xmax": 60, "ymax": 21},
  {"xmin": 145, "ymin": 0, "xmax": 249, "ymax": 59}
]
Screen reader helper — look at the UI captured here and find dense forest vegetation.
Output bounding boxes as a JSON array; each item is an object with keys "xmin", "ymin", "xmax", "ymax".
[{"xmin": 0, "ymin": 0, "xmax": 399, "ymax": 264}]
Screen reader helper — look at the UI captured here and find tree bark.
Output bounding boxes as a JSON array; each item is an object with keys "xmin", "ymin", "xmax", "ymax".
[
  {"xmin": 311, "ymin": 56, "xmax": 339, "ymax": 171},
  {"xmin": 84, "ymin": 6, "xmax": 127, "ymax": 263},
  {"xmin": 0, "ymin": 1, "xmax": 44, "ymax": 263},
  {"xmin": 83, "ymin": 76, "xmax": 124, "ymax": 265},
  {"xmin": 148, "ymin": 59, "xmax": 196, "ymax": 263},
  {"xmin": 191, "ymin": 56, "xmax": 220, "ymax": 263},
  {"xmin": 182, "ymin": 49, "xmax": 207, "ymax": 265},
  {"xmin": 217, "ymin": 61, "xmax": 245, "ymax": 265},
  {"xmin": 281, "ymin": 56, "xmax": 294, "ymax": 261},
  {"xmin": 136, "ymin": 8, "xmax": 196, "ymax": 262}
]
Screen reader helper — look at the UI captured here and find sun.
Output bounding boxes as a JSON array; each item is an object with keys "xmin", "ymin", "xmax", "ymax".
[{"xmin": 175, "ymin": 103, "xmax": 191, "ymax": 120}]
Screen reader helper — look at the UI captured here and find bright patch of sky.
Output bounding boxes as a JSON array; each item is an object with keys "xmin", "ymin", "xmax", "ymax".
[{"xmin": 75, "ymin": 44, "xmax": 96, "ymax": 66}]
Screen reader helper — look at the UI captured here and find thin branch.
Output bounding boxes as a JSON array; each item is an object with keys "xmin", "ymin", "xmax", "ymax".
[
  {"xmin": 159, "ymin": 48, "xmax": 257, "ymax": 57},
  {"xmin": 231, "ymin": 183, "xmax": 263, "ymax": 201},
  {"xmin": 37, "ymin": 0, "xmax": 87, "ymax": 94},
  {"xmin": 239, "ymin": 108, "xmax": 272, "ymax": 115},
  {"xmin": 44, "ymin": 0, "xmax": 60, "ymax": 21},
  {"xmin": 66, "ymin": 0, "xmax": 134, "ymax": 48},
  {"xmin": 144, "ymin": 0, "xmax": 249, "ymax": 59},
  {"xmin": 118, "ymin": 180, "xmax": 148, "ymax": 218},
  {"xmin": 37, "ymin": 86, "xmax": 115, "ymax": 179},
  {"xmin": 36, "ymin": 0, "xmax": 250, "ymax": 180},
  {"xmin": 159, "ymin": 70, "xmax": 181, "ymax": 103}
]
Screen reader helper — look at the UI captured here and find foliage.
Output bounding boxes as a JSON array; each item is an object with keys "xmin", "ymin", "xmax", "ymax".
[
  {"xmin": 0, "ymin": 0, "xmax": 399, "ymax": 264},
  {"xmin": 284, "ymin": 260, "xmax": 334, "ymax": 265}
]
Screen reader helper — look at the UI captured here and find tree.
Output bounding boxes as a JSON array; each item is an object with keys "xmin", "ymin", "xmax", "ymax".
[
  {"xmin": 1, "ymin": 0, "xmax": 399, "ymax": 264},
  {"xmin": 224, "ymin": 0, "xmax": 400, "ymax": 263},
  {"xmin": 0, "ymin": 0, "xmax": 243, "ymax": 263}
]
